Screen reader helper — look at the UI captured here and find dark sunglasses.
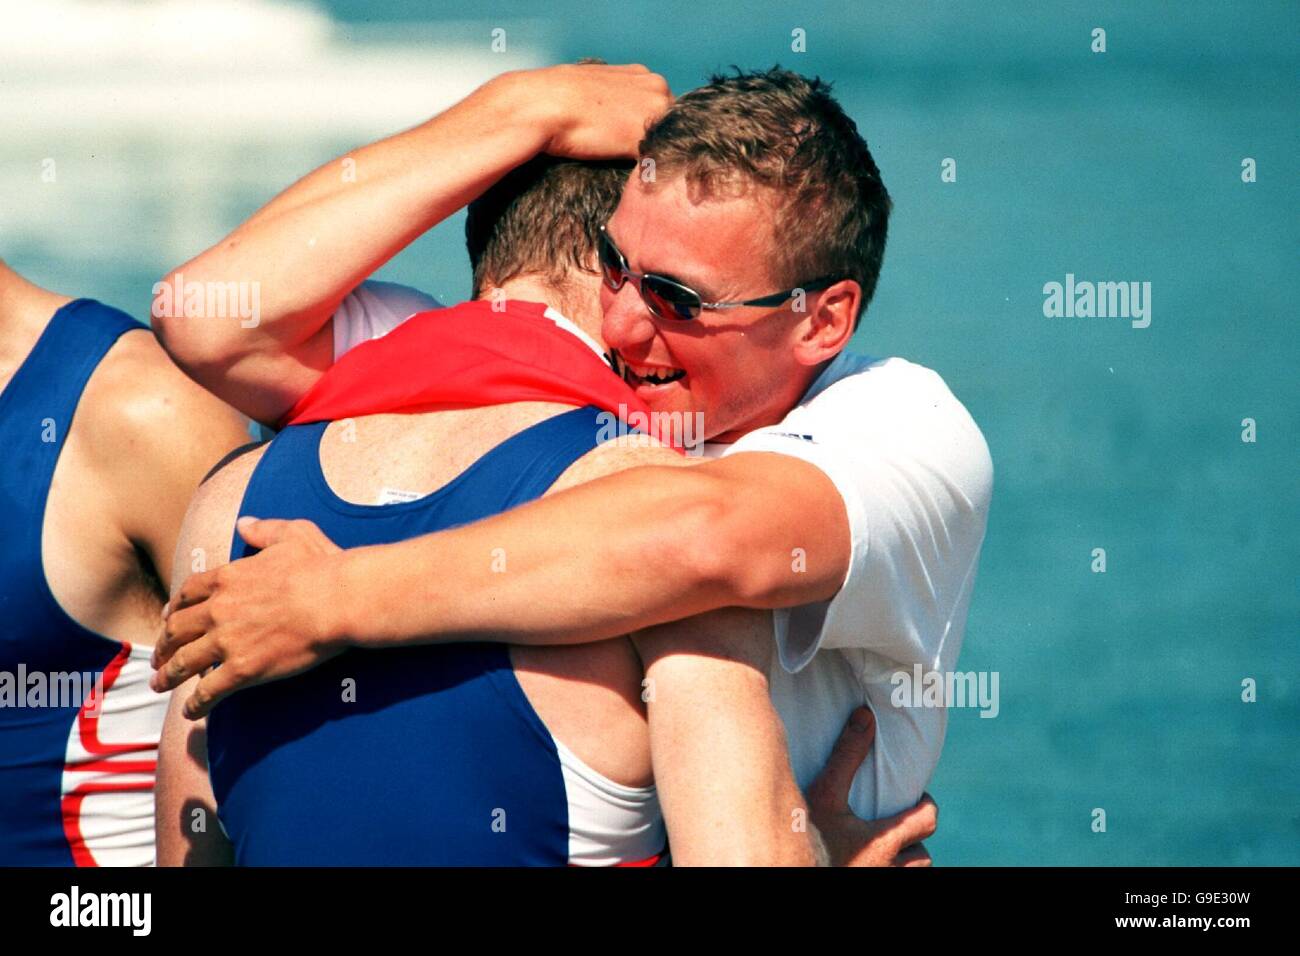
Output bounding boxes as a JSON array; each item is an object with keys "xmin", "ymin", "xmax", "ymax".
[{"xmin": 597, "ymin": 227, "xmax": 837, "ymax": 321}]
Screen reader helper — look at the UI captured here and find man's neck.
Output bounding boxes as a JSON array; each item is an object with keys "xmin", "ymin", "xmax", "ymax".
[
  {"xmin": 481, "ymin": 276, "xmax": 607, "ymax": 352},
  {"xmin": 709, "ymin": 359, "xmax": 828, "ymax": 445}
]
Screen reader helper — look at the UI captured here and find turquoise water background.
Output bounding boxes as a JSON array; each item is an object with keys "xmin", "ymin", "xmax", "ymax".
[{"xmin": 3, "ymin": 1, "xmax": 1296, "ymax": 864}]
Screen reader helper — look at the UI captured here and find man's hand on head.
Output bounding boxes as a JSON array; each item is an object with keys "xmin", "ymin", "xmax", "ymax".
[
  {"xmin": 493, "ymin": 62, "xmax": 672, "ymax": 162},
  {"xmin": 808, "ymin": 707, "xmax": 939, "ymax": 867},
  {"xmin": 150, "ymin": 517, "xmax": 347, "ymax": 719}
]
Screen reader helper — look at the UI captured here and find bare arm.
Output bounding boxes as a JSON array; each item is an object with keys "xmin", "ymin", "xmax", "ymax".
[
  {"xmin": 152, "ymin": 63, "xmax": 671, "ymax": 425},
  {"xmin": 156, "ymin": 448, "xmax": 263, "ymax": 864},
  {"xmin": 344, "ymin": 452, "xmax": 851, "ymax": 642},
  {"xmin": 154, "ymin": 449, "xmax": 850, "ymax": 711},
  {"xmin": 156, "ymin": 680, "xmax": 231, "ymax": 866},
  {"xmin": 632, "ymin": 609, "xmax": 816, "ymax": 866}
]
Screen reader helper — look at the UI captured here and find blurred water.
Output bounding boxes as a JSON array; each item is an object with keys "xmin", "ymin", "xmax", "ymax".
[{"xmin": 2, "ymin": 0, "xmax": 1296, "ymax": 865}]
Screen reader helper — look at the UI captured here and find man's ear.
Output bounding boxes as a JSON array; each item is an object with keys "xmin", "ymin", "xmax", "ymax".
[{"xmin": 793, "ymin": 279, "xmax": 860, "ymax": 366}]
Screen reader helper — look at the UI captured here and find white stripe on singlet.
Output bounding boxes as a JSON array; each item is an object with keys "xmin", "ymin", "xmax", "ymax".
[
  {"xmin": 553, "ymin": 736, "xmax": 665, "ymax": 865},
  {"xmin": 61, "ymin": 642, "xmax": 166, "ymax": 866}
]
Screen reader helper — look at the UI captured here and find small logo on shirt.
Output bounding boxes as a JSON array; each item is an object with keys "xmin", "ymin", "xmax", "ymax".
[
  {"xmin": 375, "ymin": 487, "xmax": 422, "ymax": 506},
  {"xmin": 774, "ymin": 432, "xmax": 817, "ymax": 443}
]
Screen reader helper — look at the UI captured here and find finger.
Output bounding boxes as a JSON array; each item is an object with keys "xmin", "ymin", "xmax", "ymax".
[
  {"xmin": 880, "ymin": 794, "xmax": 940, "ymax": 850},
  {"xmin": 807, "ymin": 707, "xmax": 875, "ymax": 810},
  {"xmin": 894, "ymin": 843, "xmax": 932, "ymax": 868},
  {"xmin": 151, "ymin": 637, "xmax": 223, "ymax": 693},
  {"xmin": 152, "ymin": 600, "xmax": 213, "ymax": 670},
  {"xmin": 234, "ymin": 515, "xmax": 295, "ymax": 550},
  {"xmin": 183, "ymin": 663, "xmax": 250, "ymax": 720},
  {"xmin": 917, "ymin": 792, "xmax": 939, "ymax": 831},
  {"xmin": 170, "ymin": 567, "xmax": 221, "ymax": 612},
  {"xmin": 151, "ymin": 603, "xmax": 171, "ymax": 668}
]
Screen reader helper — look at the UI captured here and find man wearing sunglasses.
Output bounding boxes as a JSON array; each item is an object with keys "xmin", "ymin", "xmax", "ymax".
[
  {"xmin": 153, "ymin": 62, "xmax": 986, "ymax": 863},
  {"xmin": 597, "ymin": 226, "xmax": 839, "ymax": 323}
]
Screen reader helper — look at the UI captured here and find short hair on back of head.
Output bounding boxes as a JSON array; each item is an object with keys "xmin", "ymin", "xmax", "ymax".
[
  {"xmin": 465, "ymin": 156, "xmax": 631, "ymax": 300},
  {"xmin": 638, "ymin": 67, "xmax": 891, "ymax": 327}
]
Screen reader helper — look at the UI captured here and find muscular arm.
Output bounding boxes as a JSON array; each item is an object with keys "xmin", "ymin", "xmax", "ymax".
[
  {"xmin": 633, "ymin": 609, "xmax": 817, "ymax": 866},
  {"xmin": 151, "ymin": 64, "xmax": 671, "ymax": 425},
  {"xmin": 155, "ymin": 448, "xmax": 850, "ymax": 707},
  {"xmin": 331, "ymin": 450, "xmax": 850, "ymax": 646}
]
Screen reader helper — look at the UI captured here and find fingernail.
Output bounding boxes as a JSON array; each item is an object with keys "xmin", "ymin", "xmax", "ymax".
[{"xmin": 851, "ymin": 707, "xmax": 874, "ymax": 732}]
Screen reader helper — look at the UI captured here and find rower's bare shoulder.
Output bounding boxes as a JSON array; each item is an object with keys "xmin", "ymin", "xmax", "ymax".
[
  {"xmin": 85, "ymin": 329, "xmax": 221, "ymax": 426},
  {"xmin": 170, "ymin": 441, "xmax": 268, "ymax": 589},
  {"xmin": 78, "ymin": 328, "xmax": 249, "ymax": 477},
  {"xmin": 0, "ymin": 265, "xmax": 72, "ymax": 361},
  {"xmin": 547, "ymin": 435, "xmax": 697, "ymax": 495}
]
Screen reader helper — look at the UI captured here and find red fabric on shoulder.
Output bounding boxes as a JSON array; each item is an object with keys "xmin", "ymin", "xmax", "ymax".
[{"xmin": 283, "ymin": 300, "xmax": 672, "ymax": 449}]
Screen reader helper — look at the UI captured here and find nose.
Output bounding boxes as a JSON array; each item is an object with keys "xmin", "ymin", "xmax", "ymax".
[{"xmin": 601, "ymin": 281, "xmax": 657, "ymax": 353}]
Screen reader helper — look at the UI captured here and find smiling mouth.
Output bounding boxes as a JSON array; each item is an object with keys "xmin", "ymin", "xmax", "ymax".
[{"xmin": 625, "ymin": 363, "xmax": 686, "ymax": 387}]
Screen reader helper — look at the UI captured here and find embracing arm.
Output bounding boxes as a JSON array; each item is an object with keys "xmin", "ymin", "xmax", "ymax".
[
  {"xmin": 331, "ymin": 451, "xmax": 850, "ymax": 645},
  {"xmin": 153, "ymin": 449, "xmax": 850, "ymax": 712},
  {"xmin": 632, "ymin": 610, "xmax": 937, "ymax": 867},
  {"xmin": 153, "ymin": 450, "xmax": 849, "ymax": 711},
  {"xmin": 632, "ymin": 608, "xmax": 817, "ymax": 866},
  {"xmin": 151, "ymin": 63, "xmax": 670, "ymax": 425}
]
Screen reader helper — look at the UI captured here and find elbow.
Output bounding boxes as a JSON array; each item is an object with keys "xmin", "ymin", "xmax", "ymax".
[
  {"xmin": 149, "ymin": 271, "xmax": 182, "ymax": 353},
  {"xmin": 150, "ymin": 271, "xmax": 206, "ymax": 370},
  {"xmin": 149, "ymin": 262, "xmax": 252, "ymax": 380}
]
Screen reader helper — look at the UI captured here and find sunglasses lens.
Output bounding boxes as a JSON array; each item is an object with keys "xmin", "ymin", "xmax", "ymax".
[
  {"xmin": 597, "ymin": 233, "xmax": 625, "ymax": 291},
  {"xmin": 643, "ymin": 276, "xmax": 701, "ymax": 321}
]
